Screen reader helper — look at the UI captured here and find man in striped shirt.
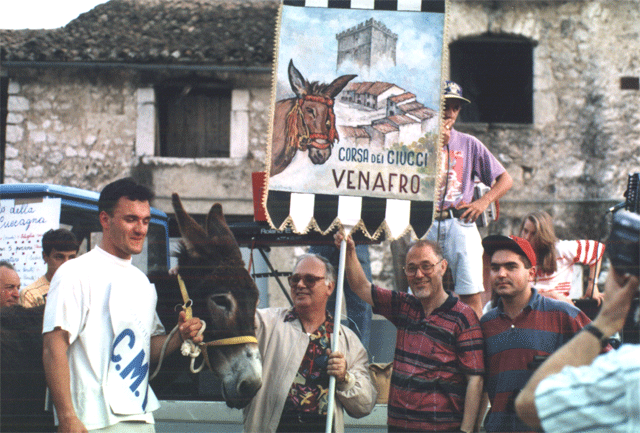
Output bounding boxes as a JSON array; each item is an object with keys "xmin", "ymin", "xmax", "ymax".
[
  {"xmin": 337, "ymin": 234, "xmax": 484, "ymax": 432},
  {"xmin": 479, "ymin": 235, "xmax": 602, "ymax": 433}
]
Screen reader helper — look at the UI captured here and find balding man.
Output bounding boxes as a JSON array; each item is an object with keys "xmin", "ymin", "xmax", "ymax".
[
  {"xmin": 0, "ymin": 261, "xmax": 20, "ymax": 308},
  {"xmin": 243, "ymin": 253, "xmax": 376, "ymax": 433}
]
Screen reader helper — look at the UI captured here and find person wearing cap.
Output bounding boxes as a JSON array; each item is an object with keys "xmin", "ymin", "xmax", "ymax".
[
  {"xmin": 478, "ymin": 235, "xmax": 609, "ymax": 433},
  {"xmin": 425, "ymin": 81, "xmax": 513, "ymax": 318}
]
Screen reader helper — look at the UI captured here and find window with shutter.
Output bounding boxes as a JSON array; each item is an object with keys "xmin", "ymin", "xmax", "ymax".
[{"xmin": 157, "ymin": 85, "xmax": 231, "ymax": 158}]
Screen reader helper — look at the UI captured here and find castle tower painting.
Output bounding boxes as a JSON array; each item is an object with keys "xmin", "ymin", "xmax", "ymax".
[{"xmin": 336, "ymin": 18, "xmax": 398, "ymax": 71}]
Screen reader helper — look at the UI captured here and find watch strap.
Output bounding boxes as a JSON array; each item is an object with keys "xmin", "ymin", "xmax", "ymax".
[{"xmin": 583, "ymin": 323, "xmax": 608, "ymax": 348}]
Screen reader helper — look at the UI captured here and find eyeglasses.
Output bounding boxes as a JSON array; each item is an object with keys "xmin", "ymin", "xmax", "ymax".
[
  {"xmin": 288, "ymin": 274, "xmax": 325, "ymax": 287},
  {"xmin": 403, "ymin": 260, "xmax": 443, "ymax": 276}
]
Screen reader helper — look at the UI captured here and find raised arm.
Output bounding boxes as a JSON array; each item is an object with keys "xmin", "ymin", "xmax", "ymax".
[
  {"xmin": 334, "ymin": 232, "xmax": 373, "ymax": 306},
  {"xmin": 515, "ymin": 270, "xmax": 640, "ymax": 428},
  {"xmin": 43, "ymin": 328, "xmax": 87, "ymax": 433}
]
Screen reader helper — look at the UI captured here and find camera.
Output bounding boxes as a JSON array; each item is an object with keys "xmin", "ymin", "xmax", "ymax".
[{"xmin": 607, "ymin": 173, "xmax": 640, "ymax": 276}]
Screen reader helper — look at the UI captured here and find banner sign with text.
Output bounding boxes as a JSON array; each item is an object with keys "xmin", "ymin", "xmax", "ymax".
[
  {"xmin": 0, "ymin": 198, "xmax": 61, "ymax": 287},
  {"xmin": 265, "ymin": 0, "xmax": 446, "ymax": 239}
]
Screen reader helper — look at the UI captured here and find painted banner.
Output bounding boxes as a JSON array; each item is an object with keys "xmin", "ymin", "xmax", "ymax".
[
  {"xmin": 265, "ymin": 0, "xmax": 447, "ymax": 239},
  {"xmin": 0, "ymin": 197, "xmax": 61, "ymax": 287}
]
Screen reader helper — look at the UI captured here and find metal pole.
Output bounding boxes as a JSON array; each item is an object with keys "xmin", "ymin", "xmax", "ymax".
[
  {"xmin": 257, "ymin": 247, "xmax": 294, "ymax": 305},
  {"xmin": 325, "ymin": 238, "xmax": 347, "ymax": 433}
]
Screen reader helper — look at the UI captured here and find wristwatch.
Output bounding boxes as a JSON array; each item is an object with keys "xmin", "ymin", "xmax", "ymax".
[{"xmin": 582, "ymin": 323, "xmax": 609, "ymax": 348}]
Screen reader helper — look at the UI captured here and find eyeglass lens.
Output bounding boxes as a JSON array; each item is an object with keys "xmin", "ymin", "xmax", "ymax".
[
  {"xmin": 288, "ymin": 274, "xmax": 323, "ymax": 287},
  {"xmin": 405, "ymin": 261, "xmax": 439, "ymax": 275}
]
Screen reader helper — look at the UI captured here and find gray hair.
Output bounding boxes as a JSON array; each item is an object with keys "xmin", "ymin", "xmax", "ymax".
[
  {"xmin": 407, "ymin": 239, "xmax": 444, "ymax": 262},
  {"xmin": 294, "ymin": 253, "xmax": 336, "ymax": 285}
]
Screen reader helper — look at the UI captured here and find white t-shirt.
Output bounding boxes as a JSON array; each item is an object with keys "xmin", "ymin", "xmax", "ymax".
[{"xmin": 43, "ymin": 246, "xmax": 165, "ymax": 430}]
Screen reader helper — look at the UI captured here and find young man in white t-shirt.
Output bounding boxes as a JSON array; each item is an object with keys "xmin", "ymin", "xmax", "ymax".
[{"xmin": 43, "ymin": 178, "xmax": 203, "ymax": 432}]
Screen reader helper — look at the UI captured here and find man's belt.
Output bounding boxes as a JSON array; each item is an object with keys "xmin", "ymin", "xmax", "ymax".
[{"xmin": 434, "ymin": 208, "xmax": 464, "ymax": 221}]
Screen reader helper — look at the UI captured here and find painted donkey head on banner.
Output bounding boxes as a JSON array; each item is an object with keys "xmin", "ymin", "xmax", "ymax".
[
  {"xmin": 171, "ymin": 193, "xmax": 261, "ymax": 408},
  {"xmin": 270, "ymin": 59, "xmax": 356, "ymax": 176}
]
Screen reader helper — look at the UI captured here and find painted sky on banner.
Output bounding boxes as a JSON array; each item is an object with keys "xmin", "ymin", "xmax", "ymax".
[{"xmin": 268, "ymin": 5, "xmax": 444, "ymax": 201}]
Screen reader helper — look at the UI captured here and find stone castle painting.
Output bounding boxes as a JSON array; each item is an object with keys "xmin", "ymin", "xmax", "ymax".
[{"xmin": 267, "ymin": 5, "xmax": 445, "ymax": 202}]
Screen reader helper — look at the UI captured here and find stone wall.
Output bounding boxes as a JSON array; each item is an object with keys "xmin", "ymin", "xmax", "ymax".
[
  {"xmin": 449, "ymin": 0, "xmax": 640, "ymax": 241},
  {"xmin": 4, "ymin": 68, "xmax": 138, "ymax": 190}
]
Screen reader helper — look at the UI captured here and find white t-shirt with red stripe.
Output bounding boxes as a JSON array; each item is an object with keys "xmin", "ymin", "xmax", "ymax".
[{"xmin": 533, "ymin": 240, "xmax": 605, "ymax": 299}]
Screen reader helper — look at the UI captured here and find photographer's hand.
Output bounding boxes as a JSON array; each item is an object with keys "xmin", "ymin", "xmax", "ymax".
[
  {"xmin": 592, "ymin": 270, "xmax": 639, "ymax": 338},
  {"xmin": 515, "ymin": 270, "xmax": 639, "ymax": 429}
]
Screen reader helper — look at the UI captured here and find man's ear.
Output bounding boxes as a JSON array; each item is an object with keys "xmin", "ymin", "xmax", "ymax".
[
  {"xmin": 327, "ymin": 280, "xmax": 336, "ymax": 297},
  {"xmin": 440, "ymin": 258, "xmax": 448, "ymax": 273},
  {"xmin": 99, "ymin": 210, "xmax": 110, "ymax": 231},
  {"xmin": 528, "ymin": 266, "xmax": 536, "ymax": 282}
]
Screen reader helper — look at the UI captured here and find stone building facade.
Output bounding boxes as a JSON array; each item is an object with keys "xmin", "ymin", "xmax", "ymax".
[
  {"xmin": 2, "ymin": 0, "xmax": 640, "ymax": 298},
  {"xmin": 447, "ymin": 0, "xmax": 640, "ymax": 243}
]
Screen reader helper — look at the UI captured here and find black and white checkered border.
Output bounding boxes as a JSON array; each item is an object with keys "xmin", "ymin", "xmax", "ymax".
[{"xmin": 283, "ymin": 0, "xmax": 444, "ymax": 13}]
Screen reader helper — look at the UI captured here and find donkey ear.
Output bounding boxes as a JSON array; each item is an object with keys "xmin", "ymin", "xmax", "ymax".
[
  {"xmin": 171, "ymin": 193, "xmax": 211, "ymax": 258},
  {"xmin": 325, "ymin": 74, "xmax": 357, "ymax": 99},
  {"xmin": 288, "ymin": 59, "xmax": 308, "ymax": 98},
  {"xmin": 205, "ymin": 203, "xmax": 243, "ymax": 261}
]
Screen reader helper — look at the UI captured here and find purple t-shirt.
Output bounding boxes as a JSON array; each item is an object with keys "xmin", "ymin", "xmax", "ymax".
[{"xmin": 436, "ymin": 129, "xmax": 506, "ymax": 211}]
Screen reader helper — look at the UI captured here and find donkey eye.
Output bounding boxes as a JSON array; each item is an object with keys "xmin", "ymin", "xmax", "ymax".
[
  {"xmin": 210, "ymin": 294, "xmax": 232, "ymax": 312},
  {"xmin": 325, "ymin": 119, "xmax": 331, "ymax": 128},
  {"xmin": 306, "ymin": 107, "xmax": 315, "ymax": 116}
]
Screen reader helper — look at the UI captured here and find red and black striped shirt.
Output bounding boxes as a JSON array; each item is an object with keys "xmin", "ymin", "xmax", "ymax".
[{"xmin": 372, "ymin": 285, "xmax": 484, "ymax": 432}]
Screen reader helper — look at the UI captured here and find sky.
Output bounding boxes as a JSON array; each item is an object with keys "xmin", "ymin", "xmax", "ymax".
[{"xmin": 0, "ymin": 0, "xmax": 108, "ymax": 29}]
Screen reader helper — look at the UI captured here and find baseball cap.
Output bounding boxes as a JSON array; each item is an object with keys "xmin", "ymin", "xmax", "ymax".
[
  {"xmin": 482, "ymin": 235, "xmax": 537, "ymax": 267},
  {"xmin": 443, "ymin": 80, "xmax": 471, "ymax": 104}
]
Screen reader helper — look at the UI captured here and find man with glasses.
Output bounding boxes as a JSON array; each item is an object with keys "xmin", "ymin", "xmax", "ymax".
[
  {"xmin": 243, "ymin": 253, "xmax": 376, "ymax": 433},
  {"xmin": 0, "ymin": 261, "xmax": 21, "ymax": 308},
  {"xmin": 336, "ymin": 234, "xmax": 484, "ymax": 433}
]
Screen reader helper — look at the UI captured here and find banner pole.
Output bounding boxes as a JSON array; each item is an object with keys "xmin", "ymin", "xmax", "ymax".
[{"xmin": 326, "ymin": 237, "xmax": 347, "ymax": 433}]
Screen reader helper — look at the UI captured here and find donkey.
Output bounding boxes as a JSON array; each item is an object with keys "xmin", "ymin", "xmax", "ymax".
[
  {"xmin": 166, "ymin": 193, "xmax": 262, "ymax": 408},
  {"xmin": 270, "ymin": 60, "xmax": 356, "ymax": 176}
]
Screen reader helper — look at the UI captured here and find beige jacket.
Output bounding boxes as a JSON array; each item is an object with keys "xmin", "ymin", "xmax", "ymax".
[{"xmin": 243, "ymin": 308, "xmax": 377, "ymax": 433}]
